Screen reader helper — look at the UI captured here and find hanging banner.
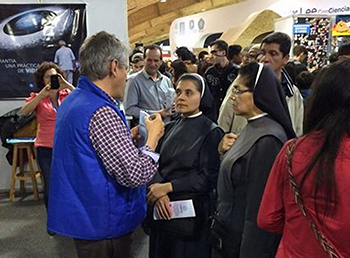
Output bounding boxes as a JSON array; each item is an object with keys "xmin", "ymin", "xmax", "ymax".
[{"xmin": 0, "ymin": 4, "xmax": 86, "ymax": 99}]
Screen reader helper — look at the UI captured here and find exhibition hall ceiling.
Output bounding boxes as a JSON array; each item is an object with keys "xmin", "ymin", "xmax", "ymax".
[{"xmin": 127, "ymin": 0, "xmax": 247, "ymax": 45}]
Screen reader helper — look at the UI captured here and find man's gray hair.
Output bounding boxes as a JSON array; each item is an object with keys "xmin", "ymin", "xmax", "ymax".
[{"xmin": 79, "ymin": 31, "xmax": 129, "ymax": 81}]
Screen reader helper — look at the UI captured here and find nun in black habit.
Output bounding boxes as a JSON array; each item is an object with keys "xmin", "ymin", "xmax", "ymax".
[
  {"xmin": 212, "ymin": 62, "xmax": 296, "ymax": 258},
  {"xmin": 146, "ymin": 73, "xmax": 224, "ymax": 258}
]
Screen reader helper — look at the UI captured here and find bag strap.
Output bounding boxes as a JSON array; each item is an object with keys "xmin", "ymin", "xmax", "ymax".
[{"xmin": 286, "ymin": 139, "xmax": 340, "ymax": 258}]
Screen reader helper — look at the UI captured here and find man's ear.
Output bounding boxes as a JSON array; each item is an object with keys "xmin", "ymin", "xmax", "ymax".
[{"xmin": 110, "ymin": 59, "xmax": 119, "ymax": 77}]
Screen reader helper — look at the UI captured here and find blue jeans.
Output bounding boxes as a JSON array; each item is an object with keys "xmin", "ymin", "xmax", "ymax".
[
  {"xmin": 64, "ymin": 70, "xmax": 73, "ymax": 84},
  {"xmin": 36, "ymin": 147, "xmax": 52, "ymax": 210}
]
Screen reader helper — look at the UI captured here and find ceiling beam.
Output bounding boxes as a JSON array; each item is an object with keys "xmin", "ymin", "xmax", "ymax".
[{"xmin": 128, "ymin": 0, "xmax": 161, "ymax": 14}]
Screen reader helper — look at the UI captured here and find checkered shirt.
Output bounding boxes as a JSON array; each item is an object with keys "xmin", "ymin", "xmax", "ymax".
[{"xmin": 89, "ymin": 103, "xmax": 159, "ymax": 187}]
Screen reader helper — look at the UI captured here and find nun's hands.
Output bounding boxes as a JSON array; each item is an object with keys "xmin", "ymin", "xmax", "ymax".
[
  {"xmin": 218, "ymin": 133, "xmax": 238, "ymax": 155},
  {"xmin": 155, "ymin": 195, "xmax": 172, "ymax": 220},
  {"xmin": 147, "ymin": 183, "xmax": 173, "ymax": 204}
]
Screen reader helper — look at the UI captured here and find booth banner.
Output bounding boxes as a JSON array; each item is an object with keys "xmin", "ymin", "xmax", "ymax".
[
  {"xmin": 332, "ymin": 15, "xmax": 350, "ymax": 36},
  {"xmin": 293, "ymin": 17, "xmax": 331, "ymax": 69},
  {"xmin": 293, "ymin": 24, "xmax": 311, "ymax": 34},
  {"xmin": 0, "ymin": 4, "xmax": 86, "ymax": 99}
]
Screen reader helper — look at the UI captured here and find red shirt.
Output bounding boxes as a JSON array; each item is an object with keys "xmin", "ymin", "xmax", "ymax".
[
  {"xmin": 26, "ymin": 89, "xmax": 70, "ymax": 148},
  {"xmin": 258, "ymin": 132, "xmax": 350, "ymax": 258}
]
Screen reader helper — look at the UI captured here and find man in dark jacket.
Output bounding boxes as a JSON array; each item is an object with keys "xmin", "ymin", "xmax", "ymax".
[{"xmin": 204, "ymin": 39, "xmax": 239, "ymax": 116}]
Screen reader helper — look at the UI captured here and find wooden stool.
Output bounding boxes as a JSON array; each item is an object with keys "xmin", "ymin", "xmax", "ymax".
[{"xmin": 7, "ymin": 139, "xmax": 42, "ymax": 201}]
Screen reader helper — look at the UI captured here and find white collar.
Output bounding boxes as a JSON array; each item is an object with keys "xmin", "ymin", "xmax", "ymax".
[
  {"xmin": 254, "ymin": 63, "xmax": 264, "ymax": 88},
  {"xmin": 183, "ymin": 111, "xmax": 203, "ymax": 118},
  {"xmin": 248, "ymin": 113, "xmax": 268, "ymax": 121}
]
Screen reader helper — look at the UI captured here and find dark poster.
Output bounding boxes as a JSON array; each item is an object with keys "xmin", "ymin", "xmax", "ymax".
[{"xmin": 0, "ymin": 4, "xmax": 86, "ymax": 99}]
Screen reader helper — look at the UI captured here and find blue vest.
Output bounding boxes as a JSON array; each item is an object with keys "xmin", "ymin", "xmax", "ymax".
[{"xmin": 47, "ymin": 76, "xmax": 146, "ymax": 240}]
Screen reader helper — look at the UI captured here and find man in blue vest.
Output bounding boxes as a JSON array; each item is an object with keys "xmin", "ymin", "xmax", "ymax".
[{"xmin": 48, "ymin": 31, "xmax": 164, "ymax": 258}]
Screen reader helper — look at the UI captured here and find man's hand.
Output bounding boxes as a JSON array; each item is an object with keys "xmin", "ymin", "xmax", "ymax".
[
  {"xmin": 147, "ymin": 183, "xmax": 173, "ymax": 204},
  {"xmin": 218, "ymin": 133, "xmax": 238, "ymax": 155},
  {"xmin": 155, "ymin": 195, "xmax": 172, "ymax": 220},
  {"xmin": 131, "ymin": 125, "xmax": 142, "ymax": 144},
  {"xmin": 145, "ymin": 114, "xmax": 164, "ymax": 150}
]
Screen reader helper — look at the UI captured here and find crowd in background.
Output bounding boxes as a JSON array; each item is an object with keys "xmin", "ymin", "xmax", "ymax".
[{"xmin": 17, "ymin": 30, "xmax": 350, "ymax": 258}]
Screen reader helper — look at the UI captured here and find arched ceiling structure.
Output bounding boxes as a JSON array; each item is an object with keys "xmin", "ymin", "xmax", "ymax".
[{"xmin": 127, "ymin": 0, "xmax": 247, "ymax": 45}]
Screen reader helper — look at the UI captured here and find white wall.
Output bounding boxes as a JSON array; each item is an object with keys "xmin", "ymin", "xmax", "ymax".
[
  {"xmin": 0, "ymin": 0, "xmax": 128, "ymax": 191},
  {"xmin": 169, "ymin": 0, "xmax": 350, "ymax": 57}
]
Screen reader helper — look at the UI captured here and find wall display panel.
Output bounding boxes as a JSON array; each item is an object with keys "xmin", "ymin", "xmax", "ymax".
[
  {"xmin": 293, "ymin": 16, "xmax": 331, "ymax": 69},
  {"xmin": 331, "ymin": 15, "xmax": 350, "ymax": 52},
  {"xmin": 0, "ymin": 4, "xmax": 86, "ymax": 99}
]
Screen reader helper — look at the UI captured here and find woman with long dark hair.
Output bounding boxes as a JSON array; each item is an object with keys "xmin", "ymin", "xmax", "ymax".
[{"xmin": 258, "ymin": 59, "xmax": 350, "ymax": 257}]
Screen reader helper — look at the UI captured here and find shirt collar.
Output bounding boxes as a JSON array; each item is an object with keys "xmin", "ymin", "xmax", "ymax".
[
  {"xmin": 248, "ymin": 113, "xmax": 268, "ymax": 121},
  {"xmin": 103, "ymin": 90, "xmax": 118, "ymax": 106},
  {"xmin": 142, "ymin": 69, "xmax": 163, "ymax": 82}
]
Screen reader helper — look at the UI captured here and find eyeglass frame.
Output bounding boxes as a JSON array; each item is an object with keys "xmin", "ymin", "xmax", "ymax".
[
  {"xmin": 231, "ymin": 86, "xmax": 252, "ymax": 96},
  {"xmin": 110, "ymin": 59, "xmax": 130, "ymax": 73}
]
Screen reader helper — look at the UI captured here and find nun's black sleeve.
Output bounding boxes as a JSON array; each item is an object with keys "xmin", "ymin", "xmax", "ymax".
[{"xmin": 171, "ymin": 127, "xmax": 224, "ymax": 193}]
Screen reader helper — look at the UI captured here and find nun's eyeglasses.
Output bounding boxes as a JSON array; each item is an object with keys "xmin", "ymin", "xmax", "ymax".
[{"xmin": 232, "ymin": 87, "xmax": 251, "ymax": 95}]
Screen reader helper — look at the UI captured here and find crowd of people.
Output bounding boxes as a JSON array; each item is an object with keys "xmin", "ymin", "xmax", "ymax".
[{"xmin": 21, "ymin": 30, "xmax": 350, "ymax": 258}]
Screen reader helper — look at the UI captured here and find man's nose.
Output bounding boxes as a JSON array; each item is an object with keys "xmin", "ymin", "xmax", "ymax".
[{"xmin": 260, "ymin": 55, "xmax": 268, "ymax": 63}]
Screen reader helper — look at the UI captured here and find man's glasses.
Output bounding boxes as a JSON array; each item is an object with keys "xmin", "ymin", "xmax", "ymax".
[{"xmin": 110, "ymin": 59, "xmax": 130, "ymax": 72}]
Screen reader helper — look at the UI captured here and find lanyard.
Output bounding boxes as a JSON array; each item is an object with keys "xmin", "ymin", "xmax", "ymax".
[{"xmin": 50, "ymin": 92, "xmax": 60, "ymax": 113}]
